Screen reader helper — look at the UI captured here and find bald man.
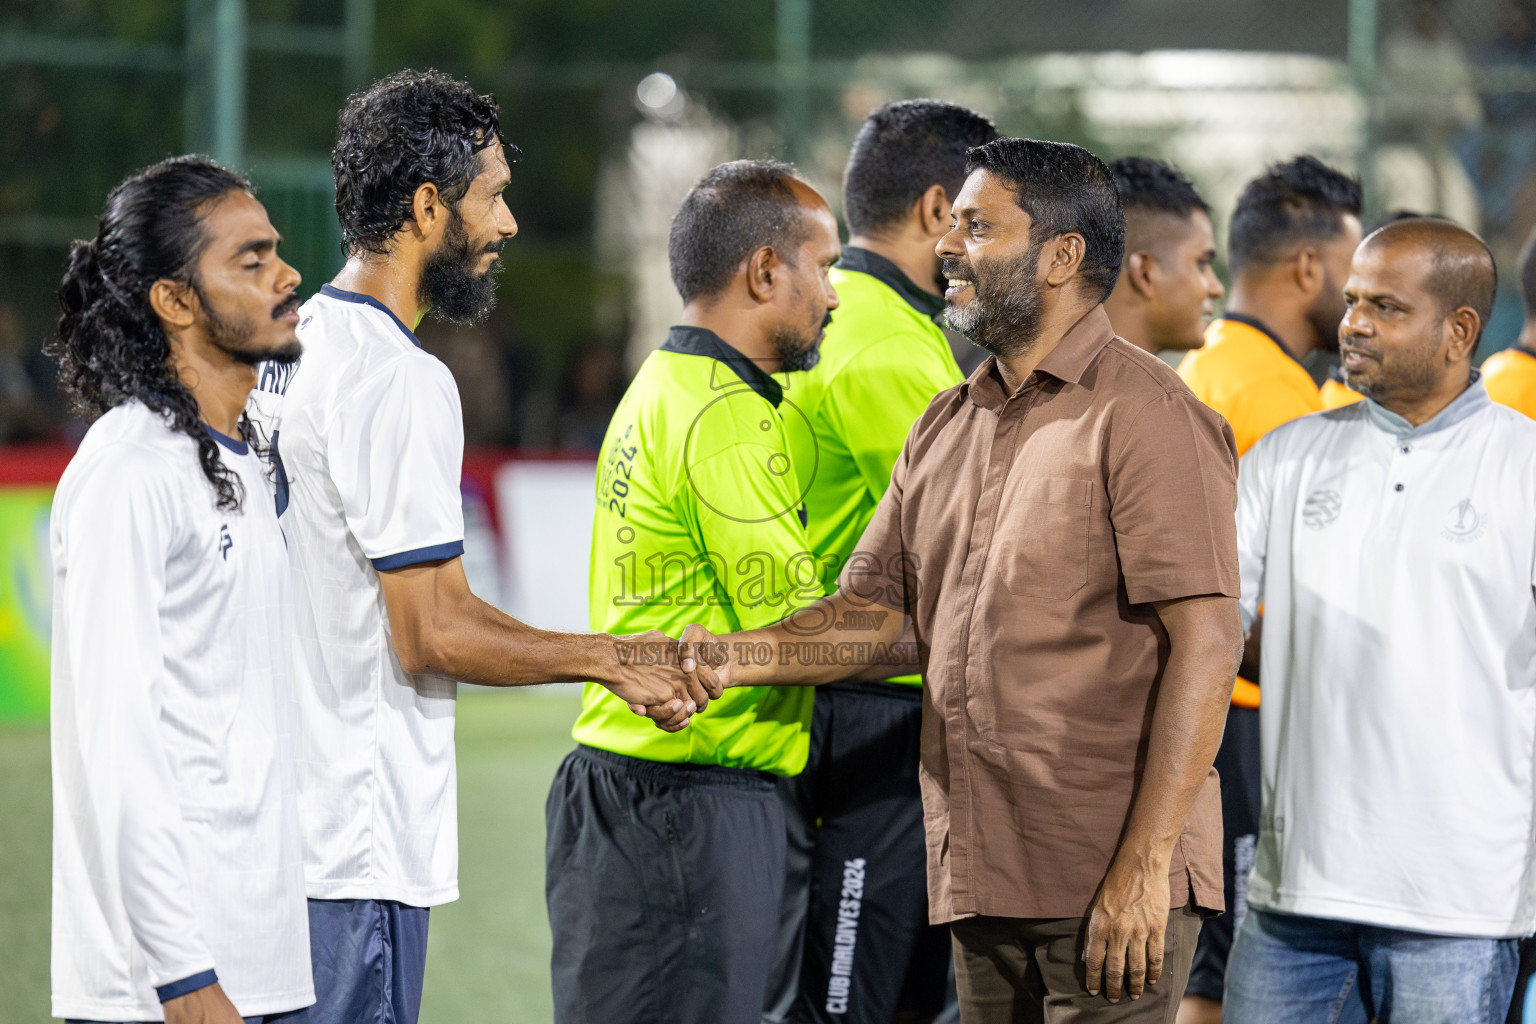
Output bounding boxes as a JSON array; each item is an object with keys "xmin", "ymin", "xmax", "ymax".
[{"xmin": 1222, "ymin": 219, "xmax": 1536, "ymax": 1024}]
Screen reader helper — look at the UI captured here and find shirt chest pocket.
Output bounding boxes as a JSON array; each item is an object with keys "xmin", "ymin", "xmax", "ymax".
[{"xmin": 995, "ymin": 476, "xmax": 1093, "ymax": 601}]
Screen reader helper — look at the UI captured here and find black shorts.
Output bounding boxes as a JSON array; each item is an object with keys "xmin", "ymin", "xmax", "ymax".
[
  {"xmin": 764, "ymin": 682, "xmax": 950, "ymax": 1024},
  {"xmin": 545, "ymin": 744, "xmax": 786, "ymax": 1024},
  {"xmin": 1186, "ymin": 704, "xmax": 1262, "ymax": 1002}
]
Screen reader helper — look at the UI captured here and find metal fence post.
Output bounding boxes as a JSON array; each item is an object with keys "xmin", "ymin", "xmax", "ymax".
[
  {"xmin": 211, "ymin": 0, "xmax": 246, "ymax": 169},
  {"xmin": 344, "ymin": 0, "xmax": 375, "ymax": 92},
  {"xmin": 776, "ymin": 0, "xmax": 811, "ymax": 163},
  {"xmin": 1348, "ymin": 0, "xmax": 1378, "ymax": 212}
]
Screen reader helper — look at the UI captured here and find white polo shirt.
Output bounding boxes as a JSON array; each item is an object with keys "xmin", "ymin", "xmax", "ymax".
[
  {"xmin": 1236, "ymin": 376, "xmax": 1536, "ymax": 938},
  {"xmin": 249, "ymin": 285, "xmax": 465, "ymax": 908}
]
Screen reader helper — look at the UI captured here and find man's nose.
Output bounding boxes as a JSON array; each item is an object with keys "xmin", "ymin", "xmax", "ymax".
[
  {"xmin": 496, "ymin": 198, "xmax": 518, "ymax": 238},
  {"xmin": 1341, "ymin": 306, "xmax": 1371, "ymax": 337},
  {"xmin": 936, "ymin": 229, "xmax": 961, "ymax": 260}
]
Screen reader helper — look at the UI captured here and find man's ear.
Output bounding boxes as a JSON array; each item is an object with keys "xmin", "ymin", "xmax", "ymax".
[
  {"xmin": 149, "ymin": 278, "xmax": 197, "ymax": 332},
  {"xmin": 1124, "ymin": 250, "xmax": 1157, "ymax": 301},
  {"xmin": 409, "ymin": 182, "xmax": 443, "ymax": 242},
  {"xmin": 1444, "ymin": 306, "xmax": 1481, "ymax": 363},
  {"xmin": 917, "ymin": 184, "xmax": 950, "ymax": 238},
  {"xmin": 745, "ymin": 245, "xmax": 778, "ymax": 304},
  {"xmin": 1294, "ymin": 246, "xmax": 1324, "ymax": 298},
  {"xmin": 1043, "ymin": 232, "xmax": 1086, "ymax": 287}
]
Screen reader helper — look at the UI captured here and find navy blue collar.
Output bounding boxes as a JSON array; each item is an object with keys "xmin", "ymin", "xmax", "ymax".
[
  {"xmin": 319, "ymin": 284, "xmax": 421, "ymax": 348},
  {"xmin": 660, "ymin": 325, "xmax": 784, "ymax": 407},
  {"xmin": 205, "ymin": 423, "xmax": 249, "ymax": 455}
]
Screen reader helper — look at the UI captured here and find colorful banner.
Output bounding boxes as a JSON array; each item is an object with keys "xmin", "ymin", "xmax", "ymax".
[
  {"xmin": 0, "ymin": 485, "xmax": 53, "ymax": 721},
  {"xmin": 0, "ymin": 445, "xmax": 597, "ymax": 722}
]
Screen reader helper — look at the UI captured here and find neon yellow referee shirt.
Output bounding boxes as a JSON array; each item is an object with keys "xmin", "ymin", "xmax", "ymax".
[
  {"xmin": 776, "ymin": 247, "xmax": 962, "ymax": 686},
  {"xmin": 572, "ymin": 326, "xmax": 819, "ymax": 775}
]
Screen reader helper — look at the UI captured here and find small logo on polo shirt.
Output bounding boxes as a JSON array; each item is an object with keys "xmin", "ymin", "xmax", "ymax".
[
  {"xmin": 1442, "ymin": 498, "xmax": 1487, "ymax": 542},
  {"xmin": 1303, "ymin": 489, "xmax": 1342, "ymax": 529}
]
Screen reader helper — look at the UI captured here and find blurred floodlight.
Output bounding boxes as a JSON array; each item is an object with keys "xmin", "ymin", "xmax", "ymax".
[{"xmin": 637, "ymin": 72, "xmax": 679, "ymax": 111}]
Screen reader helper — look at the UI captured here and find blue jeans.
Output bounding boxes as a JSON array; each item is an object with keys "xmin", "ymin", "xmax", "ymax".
[{"xmin": 1224, "ymin": 908, "xmax": 1519, "ymax": 1024}]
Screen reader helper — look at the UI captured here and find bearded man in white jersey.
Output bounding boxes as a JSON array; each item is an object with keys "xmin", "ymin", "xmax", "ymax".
[
  {"xmin": 48, "ymin": 156, "xmax": 311, "ymax": 1024},
  {"xmin": 248, "ymin": 70, "xmax": 709, "ymax": 1024}
]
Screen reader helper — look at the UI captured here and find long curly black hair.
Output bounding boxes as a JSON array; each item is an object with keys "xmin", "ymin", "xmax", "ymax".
[
  {"xmin": 48, "ymin": 155, "xmax": 252, "ymax": 512},
  {"xmin": 332, "ymin": 68, "xmax": 515, "ymax": 257}
]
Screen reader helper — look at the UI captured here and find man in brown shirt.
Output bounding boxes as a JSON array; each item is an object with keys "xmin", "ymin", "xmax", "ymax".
[{"xmin": 674, "ymin": 138, "xmax": 1243, "ymax": 1022}]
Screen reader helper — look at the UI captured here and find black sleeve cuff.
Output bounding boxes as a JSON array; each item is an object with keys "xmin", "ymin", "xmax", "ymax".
[{"xmin": 156, "ymin": 968, "xmax": 218, "ymax": 1003}]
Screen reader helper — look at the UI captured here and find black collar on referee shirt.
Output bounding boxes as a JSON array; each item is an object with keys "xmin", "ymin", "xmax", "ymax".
[
  {"xmin": 1220, "ymin": 311, "xmax": 1307, "ymax": 368},
  {"xmin": 837, "ymin": 246, "xmax": 947, "ymax": 323},
  {"xmin": 661, "ymin": 325, "xmax": 784, "ymax": 407}
]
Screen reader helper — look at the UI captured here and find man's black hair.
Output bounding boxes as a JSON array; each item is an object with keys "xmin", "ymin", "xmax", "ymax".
[
  {"xmin": 668, "ymin": 159, "xmax": 812, "ymax": 303},
  {"xmin": 964, "ymin": 138, "xmax": 1125, "ymax": 302},
  {"xmin": 1109, "ymin": 156, "xmax": 1208, "ymax": 220},
  {"xmin": 1229, "ymin": 155, "xmax": 1361, "ymax": 273},
  {"xmin": 843, "ymin": 99, "xmax": 998, "ymax": 236},
  {"xmin": 50, "ymin": 155, "xmax": 253, "ymax": 510},
  {"xmin": 332, "ymin": 68, "xmax": 516, "ymax": 256}
]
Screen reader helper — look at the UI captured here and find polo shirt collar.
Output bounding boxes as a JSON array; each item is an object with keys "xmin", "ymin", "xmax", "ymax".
[
  {"xmin": 960, "ymin": 305, "xmax": 1116, "ymax": 411},
  {"xmin": 661, "ymin": 325, "xmax": 784, "ymax": 407},
  {"xmin": 1220, "ymin": 312, "xmax": 1305, "ymax": 368},
  {"xmin": 1362, "ymin": 370, "xmax": 1489, "ymax": 439},
  {"xmin": 837, "ymin": 246, "xmax": 946, "ymax": 322}
]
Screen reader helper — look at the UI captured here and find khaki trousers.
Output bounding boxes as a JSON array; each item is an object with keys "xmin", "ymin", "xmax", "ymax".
[{"xmin": 951, "ymin": 903, "xmax": 1203, "ymax": 1024}]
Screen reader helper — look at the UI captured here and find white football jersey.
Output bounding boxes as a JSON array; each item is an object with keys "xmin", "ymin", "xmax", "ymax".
[
  {"xmin": 1238, "ymin": 378, "xmax": 1536, "ymax": 937},
  {"xmin": 50, "ymin": 401, "xmax": 311, "ymax": 1020},
  {"xmin": 249, "ymin": 285, "xmax": 465, "ymax": 907}
]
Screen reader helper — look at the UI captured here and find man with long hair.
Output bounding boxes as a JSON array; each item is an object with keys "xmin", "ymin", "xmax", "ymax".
[
  {"xmin": 49, "ymin": 155, "xmax": 312, "ymax": 1024},
  {"xmin": 249, "ymin": 70, "xmax": 704, "ymax": 1024}
]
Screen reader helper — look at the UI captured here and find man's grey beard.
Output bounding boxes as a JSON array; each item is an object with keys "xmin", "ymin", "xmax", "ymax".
[{"xmin": 943, "ymin": 239, "xmax": 1045, "ymax": 358}]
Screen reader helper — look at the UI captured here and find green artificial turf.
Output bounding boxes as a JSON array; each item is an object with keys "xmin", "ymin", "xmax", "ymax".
[
  {"xmin": 0, "ymin": 686, "xmax": 583, "ymax": 1024},
  {"xmin": 0, "ymin": 719, "xmax": 51, "ymax": 1024}
]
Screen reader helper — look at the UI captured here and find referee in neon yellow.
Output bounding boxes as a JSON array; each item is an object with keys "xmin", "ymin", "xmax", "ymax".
[
  {"xmin": 763, "ymin": 99, "xmax": 998, "ymax": 1024},
  {"xmin": 545, "ymin": 160, "xmax": 841, "ymax": 1024}
]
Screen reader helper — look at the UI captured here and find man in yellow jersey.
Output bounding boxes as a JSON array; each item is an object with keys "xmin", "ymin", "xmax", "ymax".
[
  {"xmin": 544, "ymin": 160, "xmax": 841, "ymax": 1024},
  {"xmin": 1174, "ymin": 154, "xmax": 1363, "ymax": 1024},
  {"xmin": 762, "ymin": 100, "xmax": 998, "ymax": 1024},
  {"xmin": 1104, "ymin": 157, "xmax": 1224, "ymax": 357},
  {"xmin": 1483, "ymin": 226, "xmax": 1536, "ymax": 418}
]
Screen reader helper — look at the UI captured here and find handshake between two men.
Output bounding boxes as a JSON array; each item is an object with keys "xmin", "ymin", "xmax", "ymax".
[{"xmin": 609, "ymin": 585, "xmax": 918, "ymax": 732}]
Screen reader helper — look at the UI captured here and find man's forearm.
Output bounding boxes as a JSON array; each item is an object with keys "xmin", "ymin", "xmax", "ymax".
[
  {"xmin": 1114, "ymin": 597, "xmax": 1241, "ymax": 867},
  {"xmin": 725, "ymin": 587, "xmax": 914, "ymax": 688},
  {"xmin": 383, "ymin": 580, "xmax": 626, "ymax": 688},
  {"xmin": 427, "ymin": 595, "xmax": 616, "ymax": 686}
]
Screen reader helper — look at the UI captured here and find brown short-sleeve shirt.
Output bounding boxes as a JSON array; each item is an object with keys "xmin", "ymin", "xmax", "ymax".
[{"xmin": 841, "ymin": 305, "xmax": 1239, "ymax": 923}]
